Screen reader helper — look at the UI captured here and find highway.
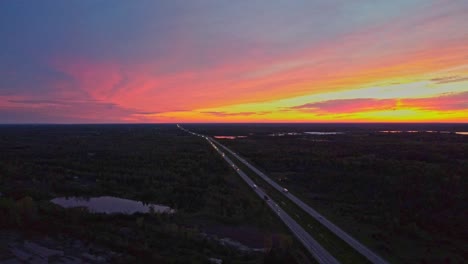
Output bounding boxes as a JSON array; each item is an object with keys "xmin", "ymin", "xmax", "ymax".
[
  {"xmin": 178, "ymin": 125, "xmax": 339, "ymax": 264},
  {"xmin": 208, "ymin": 137, "xmax": 389, "ymax": 264}
]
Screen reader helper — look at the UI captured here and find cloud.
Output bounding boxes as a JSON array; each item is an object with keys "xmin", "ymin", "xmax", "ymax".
[
  {"xmin": 8, "ymin": 99, "xmax": 69, "ymax": 106},
  {"xmin": 2, "ymin": 1, "xmax": 468, "ymax": 123},
  {"xmin": 430, "ymin": 76, "xmax": 468, "ymax": 84},
  {"xmin": 291, "ymin": 98, "xmax": 397, "ymax": 114},
  {"xmin": 134, "ymin": 111, "xmax": 161, "ymax": 116},
  {"xmin": 2, "ymin": 96, "xmax": 141, "ymax": 123},
  {"xmin": 201, "ymin": 111, "xmax": 271, "ymax": 117},
  {"xmin": 402, "ymin": 92, "xmax": 468, "ymax": 111},
  {"xmin": 289, "ymin": 92, "xmax": 468, "ymax": 115},
  {"xmin": 49, "ymin": 57, "xmax": 124, "ymax": 100},
  {"xmin": 39, "ymin": 0, "xmax": 468, "ymax": 119}
]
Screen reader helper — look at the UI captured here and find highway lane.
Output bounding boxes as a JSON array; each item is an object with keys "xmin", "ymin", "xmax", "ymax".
[
  {"xmin": 209, "ymin": 137, "xmax": 389, "ymax": 264},
  {"xmin": 178, "ymin": 125, "xmax": 339, "ymax": 264}
]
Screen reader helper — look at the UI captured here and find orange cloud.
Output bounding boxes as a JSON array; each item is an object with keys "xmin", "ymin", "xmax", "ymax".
[
  {"xmin": 402, "ymin": 92, "xmax": 468, "ymax": 111},
  {"xmin": 289, "ymin": 92, "xmax": 468, "ymax": 115},
  {"xmin": 7, "ymin": 1, "xmax": 466, "ymax": 123},
  {"xmin": 201, "ymin": 111, "xmax": 271, "ymax": 117},
  {"xmin": 291, "ymin": 98, "xmax": 397, "ymax": 114}
]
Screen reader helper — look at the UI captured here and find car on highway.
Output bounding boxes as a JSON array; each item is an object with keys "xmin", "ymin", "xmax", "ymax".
[
  {"xmin": 252, "ymin": 184, "xmax": 257, "ymax": 189},
  {"xmin": 263, "ymin": 195, "xmax": 269, "ymax": 201},
  {"xmin": 283, "ymin": 188, "xmax": 289, "ymax": 193}
]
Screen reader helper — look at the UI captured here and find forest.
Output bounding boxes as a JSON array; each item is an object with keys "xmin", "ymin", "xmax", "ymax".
[
  {"xmin": 0, "ymin": 124, "xmax": 306, "ymax": 263},
  {"xmin": 186, "ymin": 123, "xmax": 468, "ymax": 263}
]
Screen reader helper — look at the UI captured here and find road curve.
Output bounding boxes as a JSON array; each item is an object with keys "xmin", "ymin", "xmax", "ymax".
[
  {"xmin": 209, "ymin": 137, "xmax": 389, "ymax": 264},
  {"xmin": 178, "ymin": 125, "xmax": 339, "ymax": 264}
]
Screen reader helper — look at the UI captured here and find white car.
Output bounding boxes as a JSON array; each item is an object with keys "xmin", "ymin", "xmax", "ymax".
[{"xmin": 283, "ymin": 188, "xmax": 289, "ymax": 193}]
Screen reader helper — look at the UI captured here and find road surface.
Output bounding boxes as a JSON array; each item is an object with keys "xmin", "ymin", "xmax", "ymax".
[
  {"xmin": 178, "ymin": 125, "xmax": 339, "ymax": 264},
  {"xmin": 208, "ymin": 136, "xmax": 389, "ymax": 264}
]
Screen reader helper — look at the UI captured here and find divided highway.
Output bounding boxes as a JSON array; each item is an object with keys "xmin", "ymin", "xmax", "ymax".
[
  {"xmin": 209, "ymin": 138, "xmax": 389, "ymax": 264},
  {"xmin": 178, "ymin": 125, "xmax": 339, "ymax": 264}
]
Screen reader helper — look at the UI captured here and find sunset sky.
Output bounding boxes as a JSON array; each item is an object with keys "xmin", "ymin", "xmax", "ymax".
[{"xmin": 1, "ymin": 0, "xmax": 467, "ymax": 123}]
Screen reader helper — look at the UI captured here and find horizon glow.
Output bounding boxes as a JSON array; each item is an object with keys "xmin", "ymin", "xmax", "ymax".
[{"xmin": 0, "ymin": 1, "xmax": 467, "ymax": 123}]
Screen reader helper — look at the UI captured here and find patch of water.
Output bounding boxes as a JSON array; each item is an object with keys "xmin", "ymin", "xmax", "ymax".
[
  {"xmin": 304, "ymin": 131, "xmax": 344, "ymax": 135},
  {"xmin": 51, "ymin": 196, "xmax": 175, "ymax": 214},
  {"xmin": 213, "ymin": 136, "xmax": 247, "ymax": 139}
]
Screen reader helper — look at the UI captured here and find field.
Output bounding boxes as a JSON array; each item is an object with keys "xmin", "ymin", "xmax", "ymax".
[
  {"xmin": 0, "ymin": 124, "xmax": 309, "ymax": 263},
  {"xmin": 186, "ymin": 123, "xmax": 468, "ymax": 263}
]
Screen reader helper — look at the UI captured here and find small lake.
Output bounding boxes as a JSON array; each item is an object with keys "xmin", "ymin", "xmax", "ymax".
[
  {"xmin": 379, "ymin": 130, "xmax": 465, "ymax": 134},
  {"xmin": 268, "ymin": 132, "xmax": 301, "ymax": 136},
  {"xmin": 51, "ymin": 196, "xmax": 175, "ymax": 214},
  {"xmin": 268, "ymin": 132, "xmax": 344, "ymax": 136},
  {"xmin": 379, "ymin": 130, "xmax": 419, "ymax": 133},
  {"xmin": 304, "ymin": 132, "xmax": 344, "ymax": 135},
  {"xmin": 214, "ymin": 136, "xmax": 247, "ymax": 139}
]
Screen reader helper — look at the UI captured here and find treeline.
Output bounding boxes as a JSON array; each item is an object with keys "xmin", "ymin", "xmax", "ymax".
[
  {"xmin": 0, "ymin": 125, "xmax": 296, "ymax": 263},
  {"xmin": 217, "ymin": 131, "xmax": 468, "ymax": 263},
  {"xmin": 1, "ymin": 125, "xmax": 260, "ymax": 219}
]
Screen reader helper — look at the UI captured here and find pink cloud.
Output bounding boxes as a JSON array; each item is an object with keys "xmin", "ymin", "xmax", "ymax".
[
  {"xmin": 402, "ymin": 92, "xmax": 468, "ymax": 111},
  {"xmin": 201, "ymin": 111, "xmax": 271, "ymax": 117},
  {"xmin": 50, "ymin": 57, "xmax": 123, "ymax": 100},
  {"xmin": 3, "ymin": 98, "xmax": 136, "ymax": 122},
  {"xmin": 290, "ymin": 92, "xmax": 468, "ymax": 115},
  {"xmin": 291, "ymin": 98, "xmax": 397, "ymax": 114},
  {"xmin": 38, "ymin": 2, "xmax": 468, "ymax": 123}
]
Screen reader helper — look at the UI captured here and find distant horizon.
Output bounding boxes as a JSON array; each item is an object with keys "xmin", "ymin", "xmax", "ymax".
[{"xmin": 1, "ymin": 122, "xmax": 467, "ymax": 125}]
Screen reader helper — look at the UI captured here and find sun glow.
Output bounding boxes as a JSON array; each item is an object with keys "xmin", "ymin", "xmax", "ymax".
[{"xmin": 1, "ymin": 1, "xmax": 467, "ymax": 123}]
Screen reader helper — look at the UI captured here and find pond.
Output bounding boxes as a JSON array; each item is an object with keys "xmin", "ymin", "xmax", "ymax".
[
  {"xmin": 304, "ymin": 132, "xmax": 344, "ymax": 135},
  {"xmin": 213, "ymin": 136, "xmax": 247, "ymax": 139},
  {"xmin": 51, "ymin": 196, "xmax": 175, "ymax": 214},
  {"xmin": 379, "ymin": 130, "xmax": 459, "ymax": 134},
  {"xmin": 268, "ymin": 132, "xmax": 301, "ymax": 136},
  {"xmin": 269, "ymin": 132, "xmax": 344, "ymax": 136}
]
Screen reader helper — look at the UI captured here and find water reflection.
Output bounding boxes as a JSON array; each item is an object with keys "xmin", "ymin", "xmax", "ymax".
[
  {"xmin": 379, "ymin": 130, "xmax": 419, "ymax": 133},
  {"xmin": 51, "ymin": 196, "xmax": 175, "ymax": 214},
  {"xmin": 268, "ymin": 132, "xmax": 343, "ymax": 136},
  {"xmin": 213, "ymin": 136, "xmax": 247, "ymax": 139},
  {"xmin": 304, "ymin": 132, "xmax": 344, "ymax": 135},
  {"xmin": 379, "ymin": 130, "xmax": 463, "ymax": 134}
]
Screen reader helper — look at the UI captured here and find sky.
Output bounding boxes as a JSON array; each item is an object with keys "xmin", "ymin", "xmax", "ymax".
[{"xmin": 0, "ymin": 0, "xmax": 467, "ymax": 123}]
